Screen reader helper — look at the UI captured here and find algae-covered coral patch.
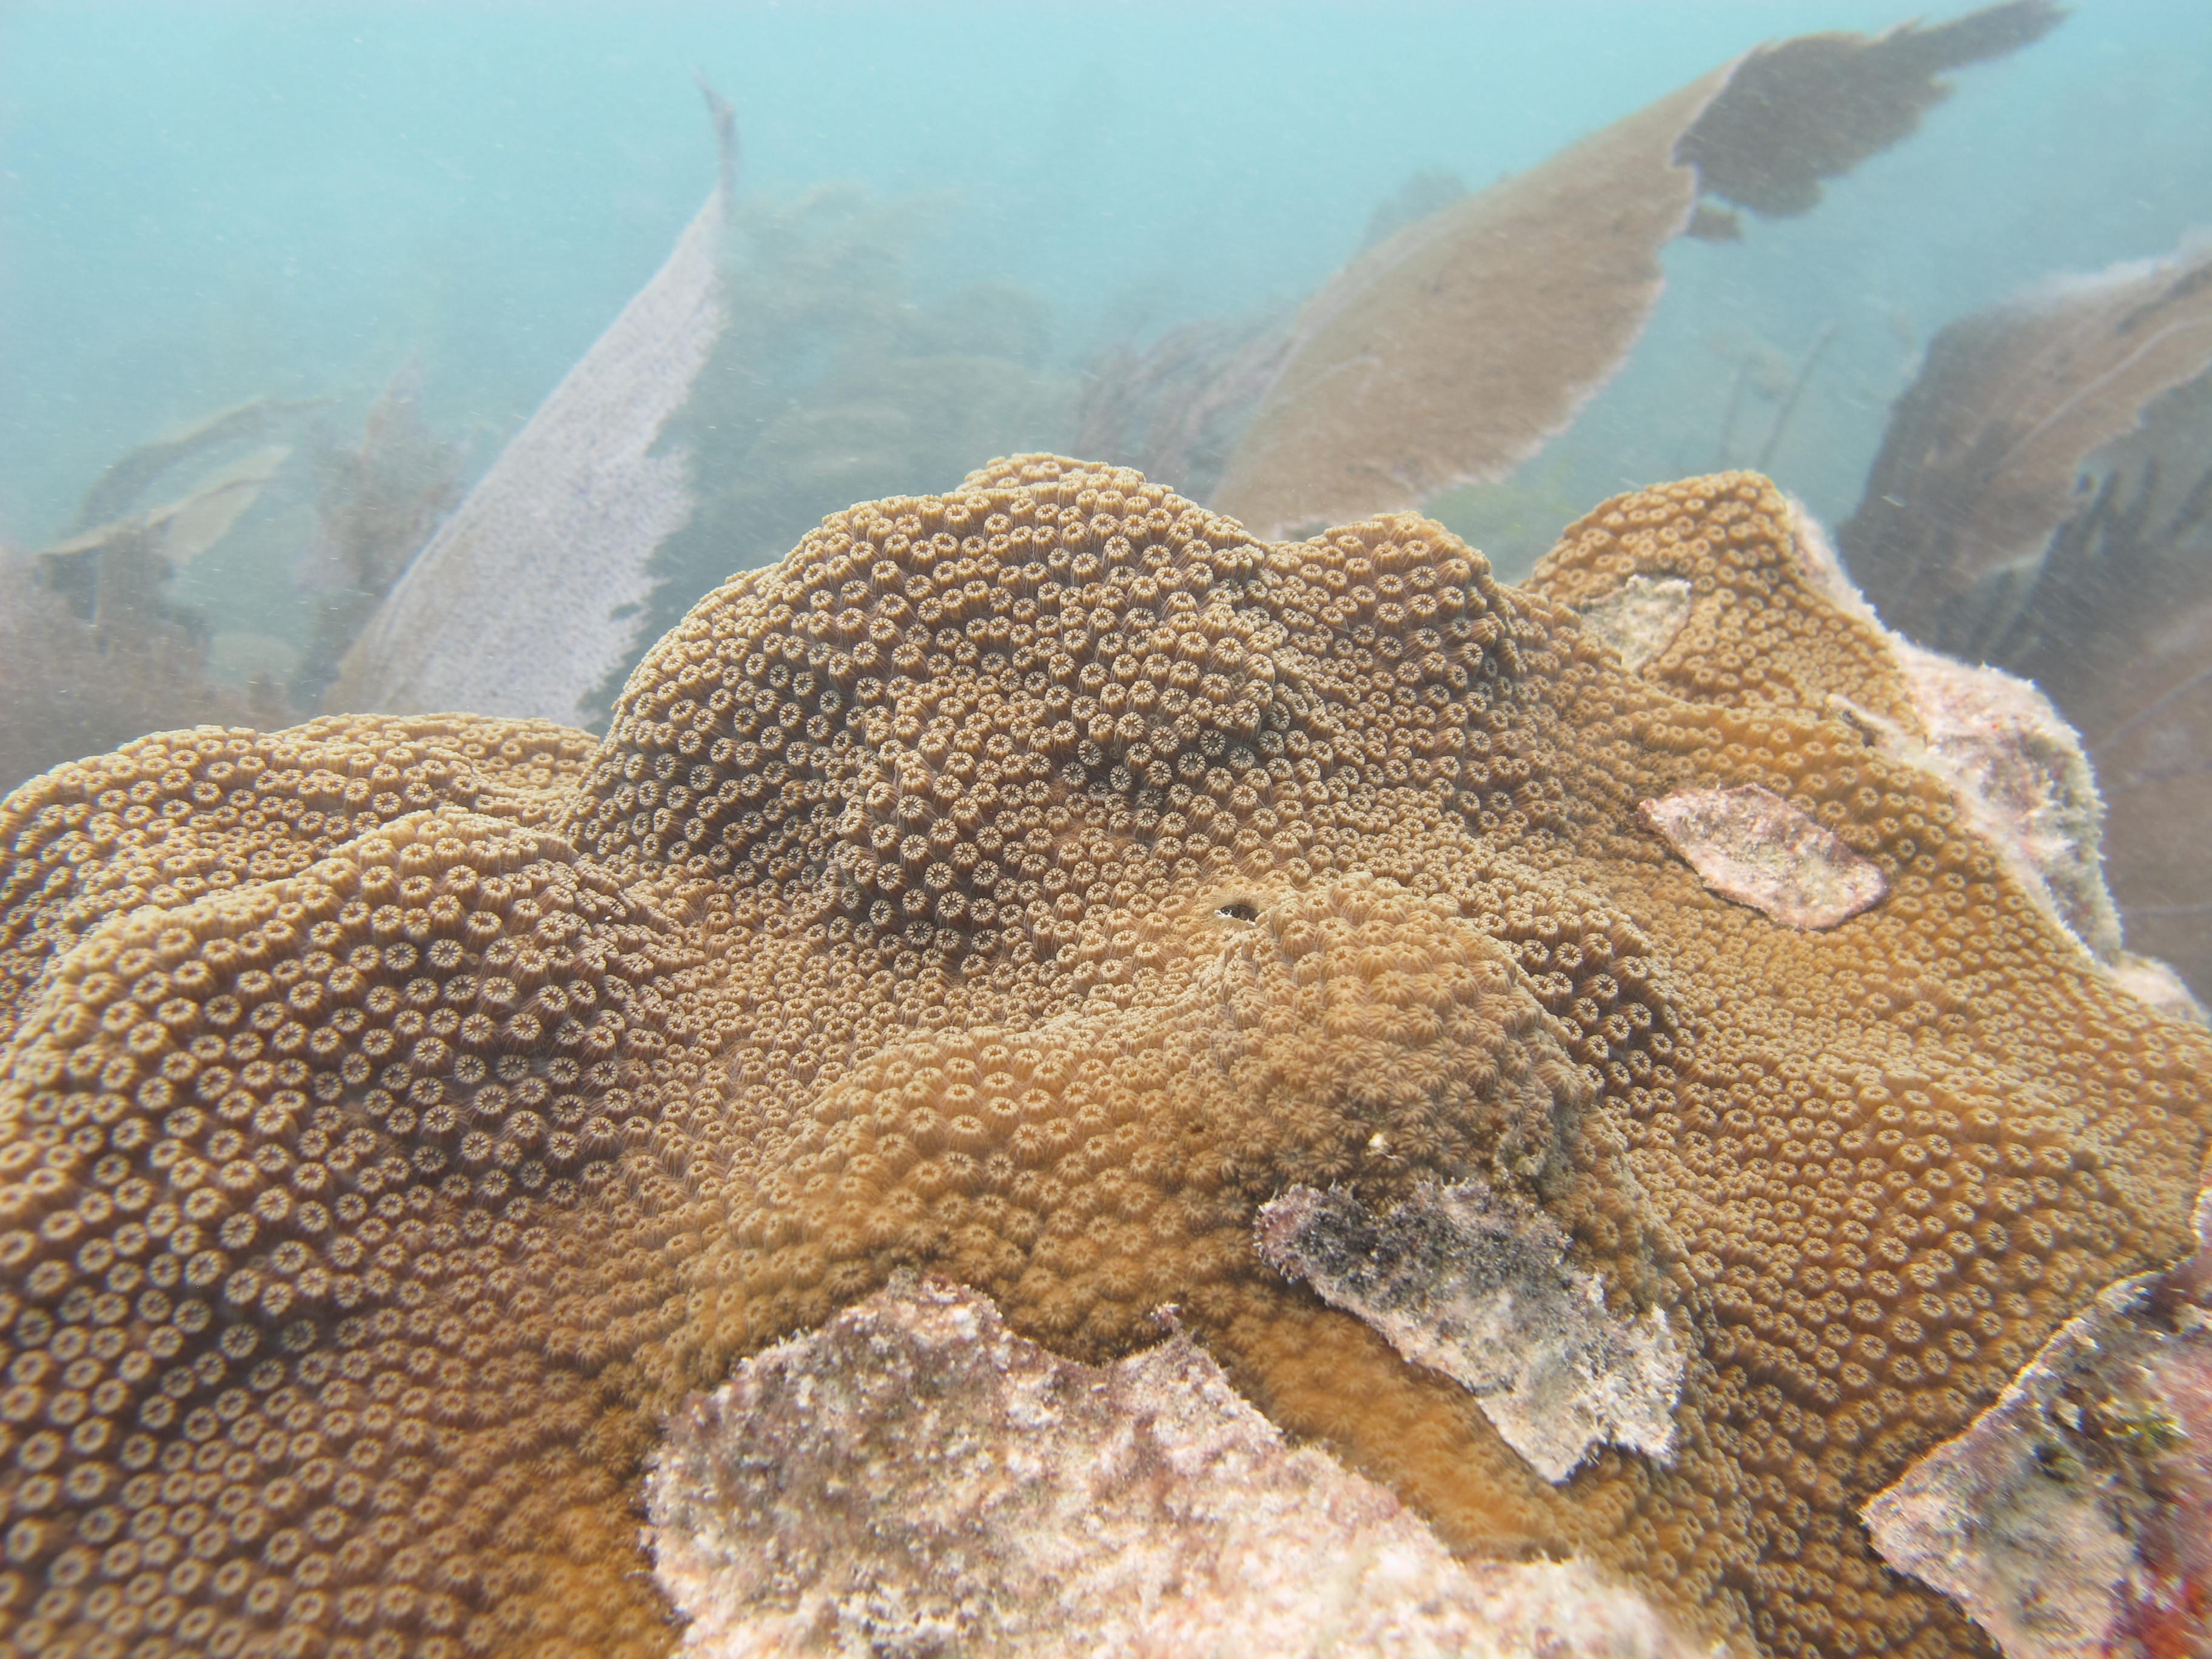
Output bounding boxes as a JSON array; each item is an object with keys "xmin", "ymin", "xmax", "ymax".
[{"xmin": 2, "ymin": 459, "xmax": 2207, "ymax": 1659}]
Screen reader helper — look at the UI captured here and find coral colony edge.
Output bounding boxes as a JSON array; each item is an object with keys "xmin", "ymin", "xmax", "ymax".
[{"xmin": 1, "ymin": 456, "xmax": 2207, "ymax": 1659}]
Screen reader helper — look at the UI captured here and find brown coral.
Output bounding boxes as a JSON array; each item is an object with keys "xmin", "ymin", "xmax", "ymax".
[
  {"xmin": 1863, "ymin": 1164, "xmax": 2212, "ymax": 1659},
  {"xmin": 2, "ymin": 459, "xmax": 2208, "ymax": 1659},
  {"xmin": 0, "ymin": 716, "xmax": 600, "ymax": 1050}
]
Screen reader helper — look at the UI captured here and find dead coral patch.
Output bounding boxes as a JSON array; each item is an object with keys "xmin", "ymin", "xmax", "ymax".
[{"xmin": 649, "ymin": 1274, "xmax": 1704, "ymax": 1659}]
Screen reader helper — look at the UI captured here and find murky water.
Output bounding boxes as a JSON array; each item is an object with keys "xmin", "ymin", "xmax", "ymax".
[{"xmin": 4, "ymin": 0, "xmax": 2210, "ymax": 976}]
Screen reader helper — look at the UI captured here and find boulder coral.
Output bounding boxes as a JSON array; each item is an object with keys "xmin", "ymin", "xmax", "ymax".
[{"xmin": 1, "ymin": 457, "xmax": 2207, "ymax": 1659}]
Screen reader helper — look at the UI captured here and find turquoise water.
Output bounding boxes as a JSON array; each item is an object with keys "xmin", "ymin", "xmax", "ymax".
[
  {"xmin": 7, "ymin": 2, "xmax": 2208, "ymax": 542},
  {"xmin": 4, "ymin": 0, "xmax": 2211, "ymax": 803}
]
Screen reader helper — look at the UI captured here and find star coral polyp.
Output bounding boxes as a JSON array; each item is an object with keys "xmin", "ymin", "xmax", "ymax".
[{"xmin": 2, "ymin": 458, "xmax": 2207, "ymax": 1659}]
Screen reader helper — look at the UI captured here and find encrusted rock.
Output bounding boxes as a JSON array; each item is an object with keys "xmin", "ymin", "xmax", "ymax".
[
  {"xmin": 1637, "ymin": 783, "xmax": 1888, "ymax": 929},
  {"xmin": 647, "ymin": 1276, "xmax": 1702, "ymax": 1658},
  {"xmin": 1865, "ymin": 1187, "xmax": 2212, "ymax": 1659},
  {"xmin": 1788, "ymin": 500, "xmax": 2199, "ymax": 1012}
]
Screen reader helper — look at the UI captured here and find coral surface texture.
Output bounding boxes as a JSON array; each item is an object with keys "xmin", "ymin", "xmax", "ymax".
[{"xmin": 1, "ymin": 458, "xmax": 2207, "ymax": 1659}]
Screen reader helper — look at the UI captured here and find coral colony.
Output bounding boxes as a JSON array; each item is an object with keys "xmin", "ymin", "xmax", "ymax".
[{"xmin": 3, "ymin": 459, "xmax": 2207, "ymax": 1658}]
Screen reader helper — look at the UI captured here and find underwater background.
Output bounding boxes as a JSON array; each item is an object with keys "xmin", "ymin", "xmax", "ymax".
[
  {"xmin": 9, "ymin": 2, "xmax": 2210, "ymax": 541},
  {"xmin": 4, "ymin": 0, "xmax": 2211, "ymax": 970}
]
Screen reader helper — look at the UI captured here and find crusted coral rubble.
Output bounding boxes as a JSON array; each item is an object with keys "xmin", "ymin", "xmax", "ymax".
[
  {"xmin": 650, "ymin": 1274, "xmax": 1701, "ymax": 1658},
  {"xmin": 1, "ymin": 459, "xmax": 2208, "ymax": 1659}
]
